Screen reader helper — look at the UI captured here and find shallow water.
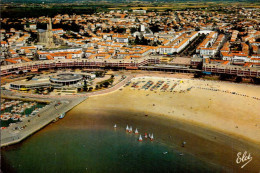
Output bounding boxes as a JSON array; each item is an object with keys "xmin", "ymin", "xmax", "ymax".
[
  {"xmin": 2, "ymin": 108, "xmax": 259, "ymax": 173},
  {"xmin": 1, "ymin": 124, "xmax": 222, "ymax": 173}
]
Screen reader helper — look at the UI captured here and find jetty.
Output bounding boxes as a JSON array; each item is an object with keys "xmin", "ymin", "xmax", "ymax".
[{"xmin": 1, "ymin": 96, "xmax": 87, "ymax": 147}]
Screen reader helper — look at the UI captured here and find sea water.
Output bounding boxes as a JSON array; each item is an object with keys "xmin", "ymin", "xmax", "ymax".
[{"xmin": 1, "ymin": 124, "xmax": 223, "ymax": 173}]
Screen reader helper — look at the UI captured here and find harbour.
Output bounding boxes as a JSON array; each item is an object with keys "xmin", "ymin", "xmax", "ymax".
[
  {"xmin": 1, "ymin": 99, "xmax": 47, "ymax": 128},
  {"xmin": 0, "ymin": 95, "xmax": 87, "ymax": 147}
]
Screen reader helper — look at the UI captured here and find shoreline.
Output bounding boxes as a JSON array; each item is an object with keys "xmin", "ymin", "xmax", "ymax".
[
  {"xmin": 87, "ymin": 76, "xmax": 260, "ymax": 144},
  {"xmin": 60, "ymin": 75, "xmax": 260, "ymax": 171},
  {"xmin": 61, "ymin": 107, "xmax": 260, "ymax": 173},
  {"xmin": 2, "ymin": 75, "xmax": 259, "ymax": 146},
  {"xmin": 2, "ymin": 74, "xmax": 259, "ymax": 172},
  {"xmin": 1, "ymin": 74, "xmax": 259, "ymax": 171}
]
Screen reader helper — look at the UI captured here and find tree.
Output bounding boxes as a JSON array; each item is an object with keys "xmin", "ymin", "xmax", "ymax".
[
  {"xmin": 103, "ymin": 81, "xmax": 110, "ymax": 88},
  {"xmin": 134, "ymin": 35, "xmax": 140, "ymax": 45},
  {"xmin": 83, "ymin": 87, "xmax": 88, "ymax": 92},
  {"xmin": 26, "ymin": 75, "xmax": 34, "ymax": 81},
  {"xmin": 130, "ymin": 27, "xmax": 138, "ymax": 34},
  {"xmin": 95, "ymin": 71, "xmax": 104, "ymax": 77},
  {"xmin": 34, "ymin": 88, "xmax": 39, "ymax": 94},
  {"xmin": 165, "ymin": 9, "xmax": 173, "ymax": 13},
  {"xmin": 83, "ymin": 79, "xmax": 87, "ymax": 87},
  {"xmin": 149, "ymin": 24, "xmax": 160, "ymax": 33},
  {"xmin": 48, "ymin": 86, "xmax": 54, "ymax": 92},
  {"xmin": 83, "ymin": 80, "xmax": 88, "ymax": 91},
  {"xmin": 110, "ymin": 79, "xmax": 114, "ymax": 85}
]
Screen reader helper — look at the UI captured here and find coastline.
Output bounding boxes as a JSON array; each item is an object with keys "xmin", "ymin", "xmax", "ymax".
[
  {"xmin": 88, "ymin": 76, "xmax": 260, "ymax": 145},
  {"xmin": 61, "ymin": 76, "xmax": 260, "ymax": 172},
  {"xmin": 1, "ymin": 75, "xmax": 259, "ymax": 172},
  {"xmin": 62, "ymin": 106, "xmax": 260, "ymax": 173}
]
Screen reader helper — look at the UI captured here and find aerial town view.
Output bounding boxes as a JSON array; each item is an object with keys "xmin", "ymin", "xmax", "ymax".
[{"xmin": 0, "ymin": 0, "xmax": 260, "ymax": 172}]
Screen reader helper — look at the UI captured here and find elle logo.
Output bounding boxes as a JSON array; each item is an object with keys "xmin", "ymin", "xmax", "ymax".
[{"xmin": 236, "ymin": 151, "xmax": 253, "ymax": 168}]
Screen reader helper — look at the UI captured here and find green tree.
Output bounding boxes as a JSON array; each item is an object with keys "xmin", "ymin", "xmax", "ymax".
[
  {"xmin": 134, "ymin": 35, "xmax": 140, "ymax": 45},
  {"xmin": 103, "ymin": 81, "xmax": 110, "ymax": 88}
]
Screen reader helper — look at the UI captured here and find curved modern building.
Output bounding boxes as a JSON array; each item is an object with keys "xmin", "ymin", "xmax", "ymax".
[{"xmin": 49, "ymin": 73, "xmax": 83, "ymax": 85}]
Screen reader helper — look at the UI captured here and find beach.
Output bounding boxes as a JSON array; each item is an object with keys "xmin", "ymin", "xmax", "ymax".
[
  {"xmin": 65, "ymin": 76, "xmax": 260, "ymax": 172},
  {"xmin": 2, "ymin": 75, "xmax": 260, "ymax": 172},
  {"xmin": 84, "ymin": 76, "xmax": 260, "ymax": 144}
]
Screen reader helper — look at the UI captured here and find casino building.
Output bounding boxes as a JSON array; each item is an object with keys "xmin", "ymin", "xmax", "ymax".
[
  {"xmin": 49, "ymin": 73, "xmax": 83, "ymax": 86},
  {"xmin": 9, "ymin": 73, "xmax": 85, "ymax": 90}
]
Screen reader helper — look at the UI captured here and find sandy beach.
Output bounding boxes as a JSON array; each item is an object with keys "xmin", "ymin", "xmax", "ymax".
[
  {"xmin": 84, "ymin": 76, "xmax": 260, "ymax": 143},
  {"xmin": 64, "ymin": 75, "xmax": 260, "ymax": 172}
]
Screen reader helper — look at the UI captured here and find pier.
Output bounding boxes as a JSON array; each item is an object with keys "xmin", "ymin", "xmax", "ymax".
[{"xmin": 1, "ymin": 96, "xmax": 86, "ymax": 147}]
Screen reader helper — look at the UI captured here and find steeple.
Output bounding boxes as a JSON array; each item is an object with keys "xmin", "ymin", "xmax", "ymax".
[
  {"xmin": 46, "ymin": 17, "xmax": 54, "ymax": 48},
  {"xmin": 48, "ymin": 17, "xmax": 52, "ymax": 31}
]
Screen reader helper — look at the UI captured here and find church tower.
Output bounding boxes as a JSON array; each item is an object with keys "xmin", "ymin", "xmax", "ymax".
[{"xmin": 46, "ymin": 18, "xmax": 55, "ymax": 48}]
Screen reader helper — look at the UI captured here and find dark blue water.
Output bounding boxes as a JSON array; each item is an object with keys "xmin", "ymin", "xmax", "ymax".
[{"xmin": 1, "ymin": 125, "xmax": 222, "ymax": 173}]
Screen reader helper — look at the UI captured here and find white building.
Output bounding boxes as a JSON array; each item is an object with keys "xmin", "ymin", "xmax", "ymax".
[
  {"xmin": 133, "ymin": 10, "xmax": 146, "ymax": 14},
  {"xmin": 159, "ymin": 46, "xmax": 174, "ymax": 54}
]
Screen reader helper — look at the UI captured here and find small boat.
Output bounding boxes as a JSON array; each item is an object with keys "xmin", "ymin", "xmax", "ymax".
[
  {"xmin": 150, "ymin": 133, "xmax": 154, "ymax": 141},
  {"xmin": 126, "ymin": 125, "xmax": 129, "ymax": 132},
  {"xmin": 179, "ymin": 153, "xmax": 184, "ymax": 156},
  {"xmin": 19, "ymin": 115, "xmax": 26, "ymax": 121},
  {"xmin": 144, "ymin": 133, "xmax": 148, "ymax": 138},
  {"xmin": 12, "ymin": 117, "xmax": 19, "ymax": 121},
  {"xmin": 114, "ymin": 124, "xmax": 117, "ymax": 128},
  {"xmin": 163, "ymin": 152, "xmax": 168, "ymax": 155},
  {"xmin": 134, "ymin": 128, "xmax": 138, "ymax": 134},
  {"xmin": 59, "ymin": 113, "xmax": 65, "ymax": 119},
  {"xmin": 138, "ymin": 135, "xmax": 143, "ymax": 142},
  {"xmin": 6, "ymin": 104, "xmax": 11, "ymax": 108},
  {"xmin": 2, "ymin": 116, "xmax": 10, "ymax": 121},
  {"xmin": 129, "ymin": 126, "xmax": 133, "ymax": 133},
  {"xmin": 20, "ymin": 109, "xmax": 24, "ymax": 114},
  {"xmin": 182, "ymin": 141, "xmax": 186, "ymax": 147}
]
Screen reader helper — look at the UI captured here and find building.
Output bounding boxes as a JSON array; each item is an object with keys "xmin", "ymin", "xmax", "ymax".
[
  {"xmin": 37, "ymin": 18, "xmax": 55, "ymax": 48},
  {"xmin": 49, "ymin": 73, "xmax": 83, "ymax": 86}
]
